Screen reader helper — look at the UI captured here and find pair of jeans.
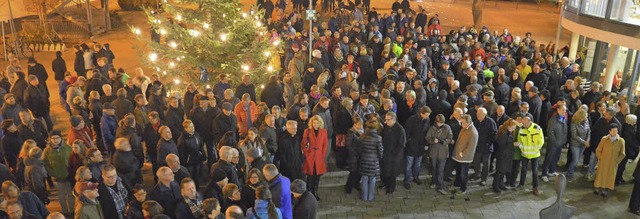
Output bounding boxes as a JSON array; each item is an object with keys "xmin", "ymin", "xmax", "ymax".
[
  {"xmin": 472, "ymin": 153, "xmax": 490, "ymax": 181},
  {"xmin": 431, "ymin": 158, "xmax": 446, "ymax": 190},
  {"xmin": 404, "ymin": 155, "xmax": 423, "ymax": 185},
  {"xmin": 520, "ymin": 157, "xmax": 539, "ymax": 189},
  {"xmin": 508, "ymin": 160, "xmax": 521, "ymax": 186},
  {"xmin": 588, "ymin": 152, "xmax": 598, "ymax": 175},
  {"xmin": 567, "ymin": 145, "xmax": 586, "ymax": 178},
  {"xmin": 55, "ymin": 181, "xmax": 75, "ymax": 215},
  {"xmin": 361, "ymin": 176, "xmax": 376, "ymax": 201},
  {"xmin": 454, "ymin": 162, "xmax": 470, "ymax": 192},
  {"xmin": 542, "ymin": 145, "xmax": 563, "ymax": 176}
]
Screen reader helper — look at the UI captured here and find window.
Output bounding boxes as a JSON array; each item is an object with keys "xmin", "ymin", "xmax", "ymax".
[
  {"xmin": 568, "ymin": 0, "xmax": 581, "ymax": 9},
  {"xmin": 610, "ymin": 0, "xmax": 640, "ymax": 25},
  {"xmin": 581, "ymin": 0, "xmax": 609, "ymax": 18}
]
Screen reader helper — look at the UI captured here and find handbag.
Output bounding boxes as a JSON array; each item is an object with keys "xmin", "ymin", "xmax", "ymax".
[{"xmin": 336, "ymin": 134, "xmax": 347, "ymax": 147}]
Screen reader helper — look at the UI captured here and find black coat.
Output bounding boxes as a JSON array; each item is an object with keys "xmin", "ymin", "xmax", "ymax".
[
  {"xmin": 260, "ymin": 82, "xmax": 284, "ymax": 108},
  {"xmin": 404, "ymin": 115, "xmax": 429, "ymax": 157},
  {"xmin": 141, "ymin": 121, "xmax": 164, "ymax": 164},
  {"xmin": 346, "ymin": 128, "xmax": 363, "ymax": 172},
  {"xmin": 148, "ymin": 94, "xmax": 167, "ymax": 120},
  {"xmin": 275, "ymin": 131, "xmax": 304, "ymax": 180},
  {"xmin": 1, "ymin": 130, "xmax": 23, "ymax": 169},
  {"xmin": 381, "ymin": 122, "xmax": 406, "ymax": 177},
  {"xmin": 112, "ymin": 96, "xmax": 134, "ymax": 121},
  {"xmin": 212, "ymin": 113, "xmax": 237, "ymax": 142},
  {"xmin": 165, "ymin": 106, "xmax": 185, "ymax": 142},
  {"xmin": 27, "ymin": 63, "xmax": 49, "ymax": 91},
  {"xmin": 24, "ymin": 85, "xmax": 49, "ymax": 118},
  {"xmin": 51, "ymin": 57, "xmax": 67, "ymax": 81},
  {"xmin": 494, "ymin": 131, "xmax": 515, "ymax": 173},
  {"xmin": 74, "ymin": 50, "xmax": 85, "ymax": 74},
  {"xmin": 112, "ymin": 150, "xmax": 141, "ymax": 185},
  {"xmin": 97, "ymin": 179, "xmax": 132, "ymax": 219},
  {"xmin": 149, "ymin": 181, "xmax": 181, "ymax": 218},
  {"xmin": 622, "ymin": 123, "xmax": 639, "ymax": 160},
  {"xmin": 236, "ymin": 83, "xmax": 257, "ymax": 102},
  {"xmin": 18, "ymin": 120, "xmax": 48, "ymax": 149},
  {"xmin": 10, "ymin": 78, "xmax": 28, "ymax": 106},
  {"xmin": 527, "ymin": 95, "xmax": 542, "ymax": 123},
  {"xmin": 293, "ymin": 191, "xmax": 318, "ymax": 219},
  {"xmin": 174, "ymin": 197, "xmax": 203, "ymax": 219},
  {"xmin": 116, "ymin": 126, "xmax": 143, "ymax": 166},
  {"xmin": 357, "ymin": 128, "xmax": 383, "ymax": 176},
  {"xmin": 474, "ymin": 117, "xmax": 497, "ymax": 154},
  {"xmin": 192, "ymin": 107, "xmax": 218, "ymax": 142},
  {"xmin": 396, "ymin": 100, "xmax": 424, "ymax": 126},
  {"xmin": 210, "ymin": 160, "xmax": 240, "ymax": 186},
  {"xmin": 494, "ymin": 82, "xmax": 510, "ymax": 107},
  {"xmin": 590, "ymin": 117, "xmax": 621, "ymax": 150},
  {"xmin": 177, "ymin": 131, "xmax": 204, "ymax": 167}
]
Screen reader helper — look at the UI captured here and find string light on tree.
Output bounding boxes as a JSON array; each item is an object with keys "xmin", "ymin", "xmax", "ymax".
[
  {"xmin": 174, "ymin": 79, "xmax": 181, "ymax": 85},
  {"xmin": 267, "ymin": 65, "xmax": 273, "ymax": 72},
  {"xmin": 133, "ymin": 27, "xmax": 141, "ymax": 35},
  {"xmin": 168, "ymin": 41, "xmax": 177, "ymax": 48},
  {"xmin": 242, "ymin": 13, "xmax": 247, "ymax": 18},
  {"xmin": 159, "ymin": 28, "xmax": 167, "ymax": 35},
  {"xmin": 203, "ymin": 22, "xmax": 210, "ymax": 29},
  {"xmin": 220, "ymin": 33, "xmax": 228, "ymax": 41},
  {"xmin": 169, "ymin": 62, "xmax": 176, "ymax": 68},
  {"xmin": 189, "ymin": 29, "xmax": 201, "ymax": 37},
  {"xmin": 264, "ymin": 51, "xmax": 271, "ymax": 57},
  {"xmin": 206, "ymin": 85, "xmax": 211, "ymax": 89},
  {"xmin": 149, "ymin": 53, "xmax": 158, "ymax": 62},
  {"xmin": 176, "ymin": 14, "xmax": 182, "ymax": 21},
  {"xmin": 241, "ymin": 64, "xmax": 250, "ymax": 71}
]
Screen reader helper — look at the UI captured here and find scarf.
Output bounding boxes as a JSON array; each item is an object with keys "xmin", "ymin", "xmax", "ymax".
[{"xmin": 183, "ymin": 194, "xmax": 204, "ymax": 218}]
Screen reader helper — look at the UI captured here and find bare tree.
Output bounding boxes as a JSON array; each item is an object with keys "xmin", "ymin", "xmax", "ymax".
[{"xmin": 24, "ymin": 0, "xmax": 61, "ymax": 29}]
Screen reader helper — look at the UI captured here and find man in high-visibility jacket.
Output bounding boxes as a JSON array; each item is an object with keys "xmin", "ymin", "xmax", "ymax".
[{"xmin": 516, "ymin": 115, "xmax": 545, "ymax": 196}]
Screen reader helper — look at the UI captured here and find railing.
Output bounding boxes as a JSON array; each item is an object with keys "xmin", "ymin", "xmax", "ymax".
[{"xmin": 21, "ymin": 19, "xmax": 89, "ymax": 43}]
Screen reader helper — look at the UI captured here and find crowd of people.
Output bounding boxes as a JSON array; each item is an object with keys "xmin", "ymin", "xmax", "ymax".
[{"xmin": 0, "ymin": 0, "xmax": 639, "ymax": 218}]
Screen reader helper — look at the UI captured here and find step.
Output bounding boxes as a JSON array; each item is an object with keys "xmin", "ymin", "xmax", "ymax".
[{"xmin": 318, "ymin": 170, "xmax": 431, "ymax": 188}]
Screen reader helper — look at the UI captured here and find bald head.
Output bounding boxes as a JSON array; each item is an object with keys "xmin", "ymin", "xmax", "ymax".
[
  {"xmin": 225, "ymin": 205, "xmax": 244, "ymax": 219},
  {"xmin": 46, "ymin": 212, "xmax": 66, "ymax": 219},
  {"xmin": 166, "ymin": 154, "xmax": 180, "ymax": 170}
]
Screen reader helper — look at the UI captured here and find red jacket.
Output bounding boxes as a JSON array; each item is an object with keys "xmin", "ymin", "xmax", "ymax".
[
  {"xmin": 68, "ymin": 126, "xmax": 95, "ymax": 148},
  {"xmin": 234, "ymin": 101, "xmax": 258, "ymax": 136},
  {"xmin": 301, "ymin": 128, "xmax": 328, "ymax": 175}
]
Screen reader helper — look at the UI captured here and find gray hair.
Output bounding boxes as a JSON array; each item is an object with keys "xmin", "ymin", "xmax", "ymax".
[{"xmin": 626, "ymin": 114, "xmax": 637, "ymax": 125}]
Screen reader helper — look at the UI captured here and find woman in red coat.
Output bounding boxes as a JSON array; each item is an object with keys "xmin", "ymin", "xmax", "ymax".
[{"xmin": 301, "ymin": 115, "xmax": 328, "ymax": 200}]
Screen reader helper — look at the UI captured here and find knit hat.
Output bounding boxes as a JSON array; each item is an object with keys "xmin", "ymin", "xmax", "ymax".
[
  {"xmin": 28, "ymin": 57, "xmax": 36, "ymax": 64},
  {"xmin": 75, "ymin": 181, "xmax": 99, "ymax": 194},
  {"xmin": 290, "ymin": 179, "xmax": 307, "ymax": 194},
  {"xmin": 49, "ymin": 130, "xmax": 62, "ymax": 138},
  {"xmin": 429, "ymin": 78, "xmax": 438, "ymax": 84},
  {"xmin": 70, "ymin": 115, "xmax": 83, "ymax": 127},
  {"xmin": 222, "ymin": 102, "xmax": 233, "ymax": 111},
  {"xmin": 1, "ymin": 119, "xmax": 14, "ymax": 130},
  {"xmin": 529, "ymin": 86, "xmax": 539, "ymax": 94},
  {"xmin": 211, "ymin": 168, "xmax": 227, "ymax": 182}
]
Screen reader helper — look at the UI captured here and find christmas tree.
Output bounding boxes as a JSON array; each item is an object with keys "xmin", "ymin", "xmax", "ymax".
[{"xmin": 131, "ymin": 0, "xmax": 278, "ymax": 90}]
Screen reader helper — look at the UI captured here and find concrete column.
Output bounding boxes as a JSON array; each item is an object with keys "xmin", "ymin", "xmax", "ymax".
[
  {"xmin": 603, "ymin": 44, "xmax": 620, "ymax": 91},
  {"xmin": 568, "ymin": 33, "xmax": 580, "ymax": 61}
]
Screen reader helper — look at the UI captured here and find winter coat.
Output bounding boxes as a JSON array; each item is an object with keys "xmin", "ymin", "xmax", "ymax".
[
  {"xmin": 177, "ymin": 131, "xmax": 205, "ymax": 167},
  {"xmin": 267, "ymin": 174, "xmax": 292, "ymax": 219},
  {"xmin": 312, "ymin": 106, "xmax": 333, "ymax": 137},
  {"xmin": 260, "ymin": 82, "xmax": 285, "ymax": 108},
  {"xmin": 133, "ymin": 106, "xmax": 150, "ymax": 130},
  {"xmin": 301, "ymin": 128, "xmax": 328, "ymax": 175},
  {"xmin": 10, "ymin": 77, "xmax": 28, "ymax": 106},
  {"xmin": 622, "ymin": 123, "xmax": 639, "ymax": 160},
  {"xmin": 124, "ymin": 199, "xmax": 143, "ymax": 219},
  {"xmin": 474, "ymin": 117, "xmax": 498, "ymax": 154},
  {"xmin": 527, "ymin": 95, "xmax": 542, "ymax": 123},
  {"xmin": 292, "ymin": 191, "xmax": 317, "ymax": 219},
  {"xmin": 594, "ymin": 135, "xmax": 626, "ymax": 190},
  {"xmin": 74, "ymin": 50, "xmax": 85, "ymax": 74},
  {"xmin": 245, "ymin": 199, "xmax": 283, "ymax": 219},
  {"xmin": 112, "ymin": 96, "xmax": 134, "ymax": 121},
  {"xmin": 97, "ymin": 179, "xmax": 131, "ymax": 219},
  {"xmin": 183, "ymin": 90, "xmax": 198, "ymax": 115},
  {"xmin": 234, "ymin": 101, "xmax": 258, "ymax": 136},
  {"xmin": 396, "ymin": 100, "xmax": 424, "ymax": 126},
  {"xmin": 112, "ymin": 149, "xmax": 140, "ymax": 185},
  {"xmin": 358, "ymin": 128, "xmax": 383, "ymax": 176},
  {"xmin": 24, "ymin": 157, "xmax": 47, "ymax": 203},
  {"xmin": 346, "ymin": 128, "xmax": 363, "ymax": 172},
  {"xmin": 149, "ymin": 181, "xmax": 181, "ymax": 218},
  {"xmin": 452, "ymin": 123, "xmax": 479, "ymax": 163},
  {"xmin": 174, "ymin": 196, "xmax": 205, "ymax": 219},
  {"xmin": 156, "ymin": 139, "xmax": 178, "ymax": 167},
  {"xmin": 236, "ymin": 83, "xmax": 257, "ymax": 102},
  {"xmin": 165, "ymin": 106, "xmax": 185, "ymax": 142},
  {"xmin": 381, "ymin": 122, "xmax": 406, "ymax": 177},
  {"xmin": 570, "ymin": 121, "xmax": 590, "ymax": 148},
  {"xmin": 333, "ymin": 107, "xmax": 354, "ymax": 135},
  {"xmin": 75, "ymin": 195, "xmax": 105, "ymax": 219},
  {"xmin": 1, "ymin": 102, "xmax": 23, "ymax": 123},
  {"xmin": 259, "ymin": 124, "xmax": 278, "ymax": 155},
  {"xmin": 100, "ymin": 114, "xmax": 117, "ymax": 151},
  {"xmin": 66, "ymin": 85, "xmax": 84, "ymax": 110},
  {"xmin": 495, "ymin": 131, "xmax": 515, "ymax": 173},
  {"xmin": 1, "ymin": 130, "xmax": 23, "ymax": 169},
  {"xmin": 52, "ymin": 57, "xmax": 67, "ymax": 81},
  {"xmin": 18, "ymin": 191, "xmax": 49, "ymax": 219},
  {"xmin": 116, "ymin": 127, "xmax": 143, "ymax": 166},
  {"xmin": 42, "ymin": 143, "xmax": 72, "ymax": 181},
  {"xmin": 404, "ymin": 115, "xmax": 430, "ymax": 157},
  {"xmin": 590, "ymin": 117, "xmax": 621, "ymax": 150},
  {"xmin": 547, "ymin": 114, "xmax": 569, "ymax": 148},
  {"xmin": 24, "ymin": 85, "xmax": 49, "ymax": 118},
  {"xmin": 141, "ymin": 121, "xmax": 163, "ymax": 164},
  {"xmin": 193, "ymin": 107, "xmax": 218, "ymax": 142},
  {"xmin": 426, "ymin": 124, "xmax": 454, "ymax": 159},
  {"xmin": 68, "ymin": 126, "xmax": 94, "ymax": 149},
  {"xmin": 275, "ymin": 131, "xmax": 304, "ymax": 180},
  {"xmin": 19, "ymin": 120, "xmax": 48, "ymax": 149},
  {"xmin": 210, "ymin": 159, "xmax": 240, "ymax": 186}
]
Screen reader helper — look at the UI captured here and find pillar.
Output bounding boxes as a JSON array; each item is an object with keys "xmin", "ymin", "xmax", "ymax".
[
  {"xmin": 568, "ymin": 33, "xmax": 580, "ymax": 61},
  {"xmin": 603, "ymin": 44, "xmax": 620, "ymax": 91}
]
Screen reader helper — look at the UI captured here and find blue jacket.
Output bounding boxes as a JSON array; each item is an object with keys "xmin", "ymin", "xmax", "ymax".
[
  {"xmin": 245, "ymin": 199, "xmax": 283, "ymax": 219},
  {"xmin": 100, "ymin": 114, "xmax": 117, "ymax": 151},
  {"xmin": 18, "ymin": 191, "xmax": 49, "ymax": 219},
  {"xmin": 268, "ymin": 175, "xmax": 292, "ymax": 219}
]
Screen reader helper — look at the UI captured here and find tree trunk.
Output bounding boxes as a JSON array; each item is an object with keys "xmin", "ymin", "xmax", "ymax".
[{"xmin": 472, "ymin": 0, "xmax": 483, "ymax": 28}]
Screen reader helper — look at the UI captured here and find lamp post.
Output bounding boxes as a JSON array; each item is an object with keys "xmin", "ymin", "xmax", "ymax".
[{"xmin": 308, "ymin": 0, "xmax": 313, "ymax": 63}]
